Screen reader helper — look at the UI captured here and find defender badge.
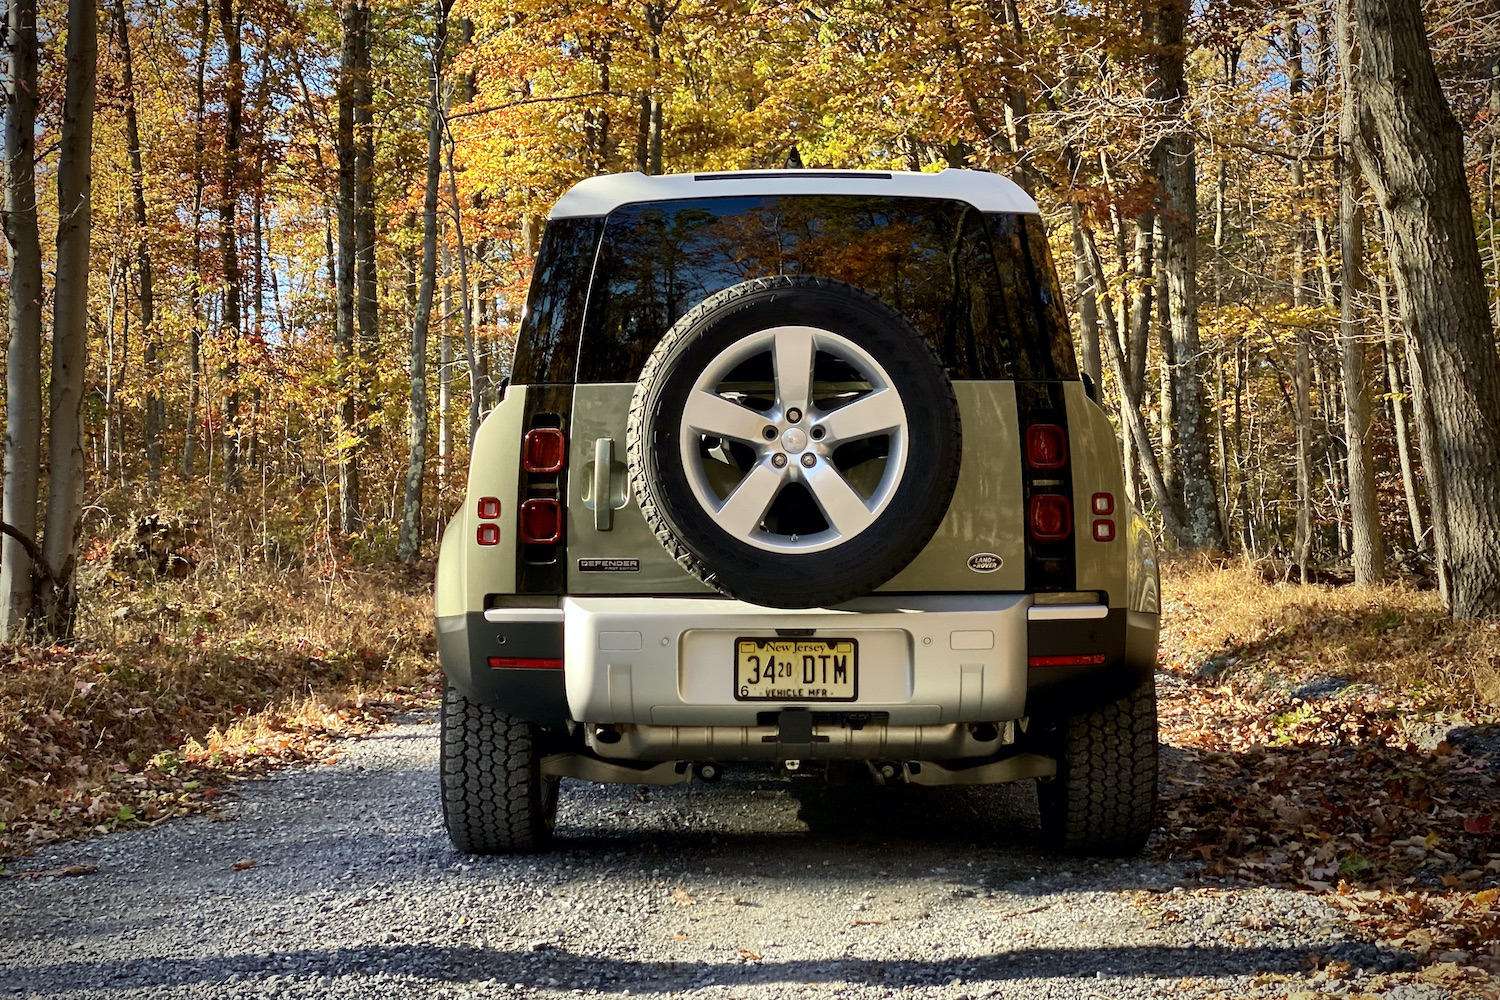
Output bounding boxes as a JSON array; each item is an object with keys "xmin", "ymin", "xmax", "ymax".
[
  {"xmin": 578, "ymin": 558, "xmax": 641, "ymax": 573},
  {"xmin": 967, "ymin": 553, "xmax": 1002, "ymax": 573}
]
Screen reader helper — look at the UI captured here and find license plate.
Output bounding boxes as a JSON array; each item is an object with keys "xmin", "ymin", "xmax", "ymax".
[{"xmin": 734, "ymin": 638, "xmax": 858, "ymax": 701}]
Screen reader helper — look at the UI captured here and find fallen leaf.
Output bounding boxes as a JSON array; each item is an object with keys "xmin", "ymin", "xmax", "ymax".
[
  {"xmin": 15, "ymin": 863, "xmax": 98, "ymax": 879},
  {"xmin": 231, "ymin": 858, "xmax": 255, "ymax": 871},
  {"xmin": 671, "ymin": 887, "xmax": 695, "ymax": 906},
  {"xmin": 738, "ymin": 949, "xmax": 761, "ymax": 960}
]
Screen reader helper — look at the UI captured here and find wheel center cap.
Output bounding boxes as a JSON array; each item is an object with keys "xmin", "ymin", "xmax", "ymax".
[{"xmin": 780, "ymin": 427, "xmax": 809, "ymax": 453}]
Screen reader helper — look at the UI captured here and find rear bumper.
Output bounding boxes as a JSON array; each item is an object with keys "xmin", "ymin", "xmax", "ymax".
[
  {"xmin": 436, "ymin": 597, "xmax": 1159, "ymax": 731},
  {"xmin": 563, "ymin": 594, "xmax": 1030, "ymax": 727}
]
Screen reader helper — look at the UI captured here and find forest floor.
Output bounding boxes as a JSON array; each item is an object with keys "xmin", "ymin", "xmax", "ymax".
[{"xmin": 1, "ymin": 552, "xmax": 1497, "ymax": 997}]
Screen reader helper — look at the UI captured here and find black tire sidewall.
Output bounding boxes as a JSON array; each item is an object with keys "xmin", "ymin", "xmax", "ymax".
[{"xmin": 632, "ymin": 278, "xmax": 961, "ymax": 608}]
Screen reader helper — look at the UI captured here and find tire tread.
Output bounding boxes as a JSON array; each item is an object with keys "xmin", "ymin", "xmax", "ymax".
[
  {"xmin": 1038, "ymin": 675, "xmax": 1158, "ymax": 855},
  {"xmin": 439, "ymin": 679, "xmax": 556, "ymax": 854}
]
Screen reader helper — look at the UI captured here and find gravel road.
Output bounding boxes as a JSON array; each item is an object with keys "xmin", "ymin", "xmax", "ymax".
[{"xmin": 1, "ymin": 712, "xmax": 1411, "ymax": 1000}]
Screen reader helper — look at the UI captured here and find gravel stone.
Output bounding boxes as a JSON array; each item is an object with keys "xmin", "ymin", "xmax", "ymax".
[{"xmin": 0, "ymin": 711, "xmax": 1399, "ymax": 998}]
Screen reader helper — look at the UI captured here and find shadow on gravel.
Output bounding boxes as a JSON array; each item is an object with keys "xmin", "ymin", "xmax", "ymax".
[{"xmin": 1, "ymin": 939, "xmax": 1403, "ymax": 994}]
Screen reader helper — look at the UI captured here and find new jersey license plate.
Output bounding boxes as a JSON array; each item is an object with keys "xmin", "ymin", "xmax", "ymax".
[{"xmin": 734, "ymin": 638, "xmax": 858, "ymax": 701}]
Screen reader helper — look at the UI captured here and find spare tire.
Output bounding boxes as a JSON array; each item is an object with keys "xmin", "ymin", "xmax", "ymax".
[{"xmin": 627, "ymin": 276, "xmax": 961, "ymax": 608}]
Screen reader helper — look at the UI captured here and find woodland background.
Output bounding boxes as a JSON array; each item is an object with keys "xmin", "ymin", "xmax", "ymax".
[{"xmin": 3, "ymin": 0, "xmax": 1500, "ymax": 627}]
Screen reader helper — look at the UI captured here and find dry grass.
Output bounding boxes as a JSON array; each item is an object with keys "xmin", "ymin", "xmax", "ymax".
[
  {"xmin": 1162, "ymin": 555, "xmax": 1500, "ymax": 713},
  {"xmin": 0, "ymin": 548, "xmax": 438, "ymax": 858}
]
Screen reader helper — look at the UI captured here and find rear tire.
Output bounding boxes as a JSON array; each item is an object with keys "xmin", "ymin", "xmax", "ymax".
[
  {"xmin": 1037, "ymin": 674, "xmax": 1158, "ymax": 856},
  {"xmin": 439, "ymin": 678, "xmax": 558, "ymax": 854}
]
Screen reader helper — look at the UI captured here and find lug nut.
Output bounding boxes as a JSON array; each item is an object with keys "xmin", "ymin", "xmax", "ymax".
[
  {"xmin": 801, "ymin": 453, "xmax": 816, "ymax": 468},
  {"xmin": 762, "ymin": 426, "xmax": 778, "ymax": 441},
  {"xmin": 786, "ymin": 408, "xmax": 803, "ymax": 423},
  {"xmin": 772, "ymin": 453, "xmax": 788, "ymax": 468}
]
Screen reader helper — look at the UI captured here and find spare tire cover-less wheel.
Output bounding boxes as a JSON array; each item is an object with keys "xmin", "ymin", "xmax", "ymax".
[{"xmin": 627, "ymin": 276, "xmax": 962, "ymax": 608}]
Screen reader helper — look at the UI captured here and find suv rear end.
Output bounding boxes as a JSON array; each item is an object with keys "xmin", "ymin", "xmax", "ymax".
[{"xmin": 435, "ymin": 169, "xmax": 1160, "ymax": 857}]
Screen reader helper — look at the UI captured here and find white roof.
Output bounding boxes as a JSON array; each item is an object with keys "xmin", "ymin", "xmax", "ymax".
[{"xmin": 548, "ymin": 168, "xmax": 1040, "ymax": 219}]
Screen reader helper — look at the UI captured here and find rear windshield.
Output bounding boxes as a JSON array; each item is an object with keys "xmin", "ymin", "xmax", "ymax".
[{"xmin": 515, "ymin": 194, "xmax": 1076, "ymax": 384}]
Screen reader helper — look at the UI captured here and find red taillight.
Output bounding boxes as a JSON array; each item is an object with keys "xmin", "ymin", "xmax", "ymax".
[
  {"xmin": 1093, "ymin": 519, "xmax": 1115, "ymax": 542},
  {"xmin": 488, "ymin": 656, "xmax": 563, "ymax": 670},
  {"xmin": 519, "ymin": 498, "xmax": 563, "ymax": 545},
  {"xmin": 1091, "ymin": 492, "xmax": 1114, "ymax": 516},
  {"xmin": 477, "ymin": 496, "xmax": 502, "ymax": 519},
  {"xmin": 1029, "ymin": 494, "xmax": 1072, "ymax": 542},
  {"xmin": 523, "ymin": 428, "xmax": 566, "ymax": 474},
  {"xmin": 1025, "ymin": 424, "xmax": 1068, "ymax": 469},
  {"xmin": 1028, "ymin": 654, "xmax": 1106, "ymax": 668},
  {"xmin": 476, "ymin": 523, "xmax": 501, "ymax": 546}
]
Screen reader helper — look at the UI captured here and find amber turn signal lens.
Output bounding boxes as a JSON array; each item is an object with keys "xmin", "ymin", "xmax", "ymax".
[
  {"xmin": 519, "ymin": 498, "xmax": 563, "ymax": 545},
  {"xmin": 1028, "ymin": 494, "xmax": 1072, "ymax": 542},
  {"xmin": 1025, "ymin": 424, "xmax": 1068, "ymax": 469},
  {"xmin": 522, "ymin": 428, "xmax": 566, "ymax": 474}
]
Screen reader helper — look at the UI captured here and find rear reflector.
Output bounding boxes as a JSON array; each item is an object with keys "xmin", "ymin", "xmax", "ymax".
[
  {"xmin": 488, "ymin": 656, "xmax": 563, "ymax": 670},
  {"xmin": 1028, "ymin": 654, "xmax": 1107, "ymax": 668},
  {"xmin": 523, "ymin": 428, "xmax": 567, "ymax": 474},
  {"xmin": 476, "ymin": 523, "xmax": 501, "ymax": 546},
  {"xmin": 1091, "ymin": 492, "xmax": 1114, "ymax": 515},
  {"xmin": 1025, "ymin": 424, "xmax": 1068, "ymax": 469},
  {"xmin": 477, "ymin": 496, "xmax": 502, "ymax": 519},
  {"xmin": 519, "ymin": 497, "xmax": 563, "ymax": 545},
  {"xmin": 1028, "ymin": 494, "xmax": 1072, "ymax": 542},
  {"xmin": 1093, "ymin": 519, "xmax": 1116, "ymax": 542}
]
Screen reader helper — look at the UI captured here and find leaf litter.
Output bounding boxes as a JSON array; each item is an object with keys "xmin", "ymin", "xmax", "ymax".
[{"xmin": 1159, "ymin": 559, "xmax": 1500, "ymax": 996}]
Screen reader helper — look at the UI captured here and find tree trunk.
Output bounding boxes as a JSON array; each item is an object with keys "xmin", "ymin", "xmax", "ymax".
[
  {"xmin": 1335, "ymin": 0, "xmax": 1385, "ymax": 584},
  {"xmin": 1350, "ymin": 0, "xmax": 1500, "ymax": 616},
  {"xmin": 1155, "ymin": 245, "xmax": 1177, "ymax": 504},
  {"xmin": 248, "ymin": 155, "xmax": 265, "ymax": 472},
  {"xmin": 1151, "ymin": 0, "xmax": 1223, "ymax": 550},
  {"xmin": 1081, "ymin": 227, "xmax": 1193, "ymax": 545},
  {"xmin": 1406, "ymin": 324, "xmax": 1452, "ymax": 603},
  {"xmin": 1, "ymin": 0, "xmax": 44, "ymax": 639},
  {"xmin": 1069, "ymin": 205, "xmax": 1102, "ymax": 388},
  {"xmin": 335, "ymin": 0, "xmax": 363, "ymax": 534},
  {"xmin": 183, "ymin": 0, "xmax": 210, "ymax": 479},
  {"xmin": 398, "ymin": 0, "xmax": 450, "ymax": 564},
  {"xmin": 113, "ymin": 0, "xmax": 161, "ymax": 484},
  {"xmin": 1286, "ymin": 13, "xmax": 1318, "ymax": 581},
  {"xmin": 38, "ymin": 0, "xmax": 97, "ymax": 637},
  {"xmin": 217, "ymin": 0, "xmax": 244, "ymax": 493},
  {"xmin": 1378, "ymin": 268, "xmax": 1426, "ymax": 551},
  {"xmin": 354, "ymin": 1, "xmax": 379, "ymax": 447},
  {"xmin": 445, "ymin": 135, "xmax": 481, "ymax": 445},
  {"xmin": 439, "ymin": 243, "xmax": 453, "ymax": 487}
]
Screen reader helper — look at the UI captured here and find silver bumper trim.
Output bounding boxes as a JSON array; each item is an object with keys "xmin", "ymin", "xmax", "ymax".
[
  {"xmin": 1026, "ymin": 604, "xmax": 1109, "ymax": 621},
  {"xmin": 483, "ymin": 607, "xmax": 565, "ymax": 624}
]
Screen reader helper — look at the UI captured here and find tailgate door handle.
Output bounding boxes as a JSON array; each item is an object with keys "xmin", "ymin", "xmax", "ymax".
[{"xmin": 594, "ymin": 437, "xmax": 615, "ymax": 531}]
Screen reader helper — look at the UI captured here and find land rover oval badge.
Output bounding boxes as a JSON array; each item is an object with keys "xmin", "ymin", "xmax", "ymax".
[{"xmin": 968, "ymin": 552, "xmax": 1002, "ymax": 573}]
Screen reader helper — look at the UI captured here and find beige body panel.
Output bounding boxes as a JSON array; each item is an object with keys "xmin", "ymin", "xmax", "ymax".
[
  {"xmin": 879, "ymin": 381, "xmax": 1026, "ymax": 592},
  {"xmin": 1063, "ymin": 382, "xmax": 1131, "ymax": 610},
  {"xmin": 436, "ymin": 386, "xmax": 528, "ymax": 612},
  {"xmin": 567, "ymin": 383, "xmax": 713, "ymax": 594},
  {"xmin": 442, "ymin": 380, "xmax": 1155, "ymax": 609}
]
